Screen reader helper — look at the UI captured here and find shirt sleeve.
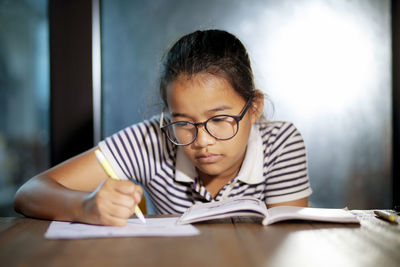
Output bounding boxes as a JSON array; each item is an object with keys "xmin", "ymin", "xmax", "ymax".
[
  {"xmin": 263, "ymin": 122, "xmax": 312, "ymax": 204},
  {"xmin": 98, "ymin": 117, "xmax": 168, "ymax": 186}
]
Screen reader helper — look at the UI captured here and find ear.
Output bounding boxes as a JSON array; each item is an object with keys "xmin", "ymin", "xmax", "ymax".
[{"xmin": 250, "ymin": 90, "xmax": 264, "ymax": 124}]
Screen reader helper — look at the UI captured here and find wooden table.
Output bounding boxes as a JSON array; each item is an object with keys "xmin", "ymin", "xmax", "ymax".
[{"xmin": 0, "ymin": 211, "xmax": 399, "ymax": 267}]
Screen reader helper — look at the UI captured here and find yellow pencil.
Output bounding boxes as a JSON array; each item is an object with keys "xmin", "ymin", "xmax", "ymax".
[
  {"xmin": 374, "ymin": 210, "xmax": 398, "ymax": 224},
  {"xmin": 94, "ymin": 149, "xmax": 146, "ymax": 224}
]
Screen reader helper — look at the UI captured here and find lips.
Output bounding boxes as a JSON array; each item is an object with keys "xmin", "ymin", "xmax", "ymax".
[{"xmin": 195, "ymin": 153, "xmax": 222, "ymax": 164}]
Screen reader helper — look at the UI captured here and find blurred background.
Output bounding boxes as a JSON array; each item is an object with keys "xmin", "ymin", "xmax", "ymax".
[{"xmin": 0, "ymin": 0, "xmax": 398, "ymax": 215}]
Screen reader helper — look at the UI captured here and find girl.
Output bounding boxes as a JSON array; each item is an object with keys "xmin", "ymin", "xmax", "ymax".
[{"xmin": 14, "ymin": 29, "xmax": 312, "ymax": 226}]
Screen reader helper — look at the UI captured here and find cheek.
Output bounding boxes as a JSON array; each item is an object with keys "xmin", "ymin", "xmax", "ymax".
[
  {"xmin": 236, "ymin": 118, "xmax": 252, "ymax": 142},
  {"xmin": 231, "ymin": 126, "xmax": 251, "ymax": 153},
  {"xmin": 181, "ymin": 146, "xmax": 198, "ymax": 163},
  {"xmin": 181, "ymin": 119, "xmax": 253, "ymax": 159},
  {"xmin": 220, "ymin": 120, "xmax": 252, "ymax": 157}
]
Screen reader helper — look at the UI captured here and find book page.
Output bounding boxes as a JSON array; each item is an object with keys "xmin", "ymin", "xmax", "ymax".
[
  {"xmin": 44, "ymin": 217, "xmax": 200, "ymax": 239},
  {"xmin": 178, "ymin": 196, "xmax": 267, "ymax": 224},
  {"xmin": 263, "ymin": 206, "xmax": 360, "ymax": 225}
]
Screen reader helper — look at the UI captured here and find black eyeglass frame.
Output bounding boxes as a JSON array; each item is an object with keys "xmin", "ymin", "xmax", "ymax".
[{"xmin": 160, "ymin": 95, "xmax": 254, "ymax": 146}]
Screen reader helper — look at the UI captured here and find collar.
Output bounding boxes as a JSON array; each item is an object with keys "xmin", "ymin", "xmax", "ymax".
[
  {"xmin": 175, "ymin": 147, "xmax": 197, "ymax": 183},
  {"xmin": 174, "ymin": 124, "xmax": 264, "ymax": 185}
]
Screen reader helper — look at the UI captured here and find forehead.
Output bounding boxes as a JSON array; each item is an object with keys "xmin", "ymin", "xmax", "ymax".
[{"xmin": 166, "ymin": 73, "xmax": 244, "ymax": 112}]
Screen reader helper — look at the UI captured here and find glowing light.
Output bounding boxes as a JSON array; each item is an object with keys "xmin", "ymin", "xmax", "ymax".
[{"xmin": 257, "ymin": 3, "xmax": 373, "ymax": 118}]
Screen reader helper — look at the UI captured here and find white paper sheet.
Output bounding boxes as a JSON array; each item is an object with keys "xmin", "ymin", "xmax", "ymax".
[{"xmin": 44, "ymin": 217, "xmax": 200, "ymax": 239}]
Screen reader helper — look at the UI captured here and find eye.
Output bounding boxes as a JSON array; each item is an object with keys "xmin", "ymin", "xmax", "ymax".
[
  {"xmin": 173, "ymin": 121, "xmax": 192, "ymax": 129},
  {"xmin": 210, "ymin": 116, "xmax": 230, "ymax": 123}
]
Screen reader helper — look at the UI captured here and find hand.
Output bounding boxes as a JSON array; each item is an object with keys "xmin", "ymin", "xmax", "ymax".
[{"xmin": 81, "ymin": 179, "xmax": 143, "ymax": 226}]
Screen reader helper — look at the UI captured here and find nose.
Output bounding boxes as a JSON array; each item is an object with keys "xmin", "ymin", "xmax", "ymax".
[{"xmin": 193, "ymin": 125, "xmax": 215, "ymax": 148}]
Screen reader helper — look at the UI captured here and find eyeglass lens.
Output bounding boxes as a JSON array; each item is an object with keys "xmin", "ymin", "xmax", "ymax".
[{"xmin": 165, "ymin": 115, "xmax": 238, "ymax": 145}]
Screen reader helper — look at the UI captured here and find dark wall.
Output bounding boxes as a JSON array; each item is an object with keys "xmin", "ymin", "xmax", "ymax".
[
  {"xmin": 49, "ymin": 0, "xmax": 94, "ymax": 166},
  {"xmin": 392, "ymin": 0, "xmax": 400, "ymax": 208}
]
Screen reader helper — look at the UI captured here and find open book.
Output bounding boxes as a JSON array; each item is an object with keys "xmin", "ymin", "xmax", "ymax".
[{"xmin": 177, "ymin": 196, "xmax": 360, "ymax": 225}]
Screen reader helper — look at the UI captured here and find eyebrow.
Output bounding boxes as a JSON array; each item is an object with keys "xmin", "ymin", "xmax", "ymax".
[{"xmin": 171, "ymin": 105, "xmax": 233, "ymax": 118}]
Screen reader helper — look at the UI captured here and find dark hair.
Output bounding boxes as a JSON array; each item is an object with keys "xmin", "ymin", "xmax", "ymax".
[{"xmin": 159, "ymin": 29, "xmax": 257, "ymax": 107}]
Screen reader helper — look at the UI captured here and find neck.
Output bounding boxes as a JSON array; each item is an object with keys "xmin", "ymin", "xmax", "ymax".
[{"xmin": 196, "ymin": 165, "xmax": 241, "ymax": 199}]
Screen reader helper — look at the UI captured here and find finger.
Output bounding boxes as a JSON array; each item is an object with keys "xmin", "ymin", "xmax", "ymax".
[
  {"xmin": 110, "ymin": 193, "xmax": 135, "ymax": 209},
  {"xmin": 97, "ymin": 197, "xmax": 133, "ymax": 220},
  {"xmin": 101, "ymin": 213, "xmax": 129, "ymax": 226},
  {"xmin": 131, "ymin": 184, "xmax": 143, "ymax": 204},
  {"xmin": 134, "ymin": 184, "xmax": 143, "ymax": 195},
  {"xmin": 108, "ymin": 204, "xmax": 134, "ymax": 220},
  {"xmin": 99, "ymin": 184, "xmax": 139, "ymax": 210},
  {"xmin": 111, "ymin": 180, "xmax": 143, "ymax": 204},
  {"xmin": 95, "ymin": 185, "xmax": 134, "ymax": 216},
  {"xmin": 98, "ymin": 179, "xmax": 142, "ymax": 210},
  {"xmin": 108, "ymin": 179, "xmax": 137, "ymax": 195},
  {"xmin": 133, "ymin": 191, "xmax": 142, "ymax": 204}
]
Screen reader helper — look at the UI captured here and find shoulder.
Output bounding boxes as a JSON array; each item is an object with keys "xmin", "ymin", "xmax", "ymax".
[
  {"xmin": 116, "ymin": 115, "xmax": 163, "ymax": 137},
  {"xmin": 256, "ymin": 120, "xmax": 307, "ymax": 168},
  {"xmin": 98, "ymin": 115, "xmax": 176, "ymax": 181},
  {"xmin": 131, "ymin": 115, "xmax": 162, "ymax": 130},
  {"xmin": 99, "ymin": 115, "xmax": 168, "ymax": 150},
  {"xmin": 256, "ymin": 120, "xmax": 304, "ymax": 145}
]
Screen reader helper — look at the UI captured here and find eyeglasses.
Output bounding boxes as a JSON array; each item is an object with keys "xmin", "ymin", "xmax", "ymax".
[{"xmin": 160, "ymin": 95, "xmax": 253, "ymax": 146}]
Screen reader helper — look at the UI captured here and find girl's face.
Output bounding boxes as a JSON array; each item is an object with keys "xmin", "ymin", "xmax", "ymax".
[{"xmin": 166, "ymin": 73, "xmax": 260, "ymax": 181}]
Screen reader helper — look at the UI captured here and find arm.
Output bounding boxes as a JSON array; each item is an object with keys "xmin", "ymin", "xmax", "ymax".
[
  {"xmin": 267, "ymin": 197, "xmax": 308, "ymax": 209},
  {"xmin": 14, "ymin": 147, "xmax": 143, "ymax": 226},
  {"xmin": 263, "ymin": 122, "xmax": 312, "ymax": 208}
]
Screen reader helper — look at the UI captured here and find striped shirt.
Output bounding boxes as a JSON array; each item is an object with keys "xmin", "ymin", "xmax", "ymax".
[{"xmin": 98, "ymin": 116, "xmax": 312, "ymax": 214}]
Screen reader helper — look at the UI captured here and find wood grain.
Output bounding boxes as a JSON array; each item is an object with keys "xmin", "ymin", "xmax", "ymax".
[{"xmin": 0, "ymin": 212, "xmax": 399, "ymax": 267}]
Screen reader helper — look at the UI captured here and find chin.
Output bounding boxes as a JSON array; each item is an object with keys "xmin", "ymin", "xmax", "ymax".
[{"xmin": 196, "ymin": 164, "xmax": 226, "ymax": 177}]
